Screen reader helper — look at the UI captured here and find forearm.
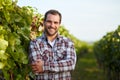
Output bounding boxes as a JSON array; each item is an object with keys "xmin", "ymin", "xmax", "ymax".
[
  {"xmin": 43, "ymin": 58, "xmax": 76, "ymax": 73},
  {"xmin": 43, "ymin": 45, "xmax": 77, "ymax": 73}
]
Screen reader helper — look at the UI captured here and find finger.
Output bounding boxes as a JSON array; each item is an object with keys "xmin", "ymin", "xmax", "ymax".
[
  {"xmin": 31, "ymin": 62, "xmax": 37, "ymax": 66},
  {"xmin": 36, "ymin": 59, "xmax": 42, "ymax": 62}
]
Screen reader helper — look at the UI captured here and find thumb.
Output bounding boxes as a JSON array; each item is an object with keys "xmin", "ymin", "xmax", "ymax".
[{"xmin": 36, "ymin": 59, "xmax": 42, "ymax": 62}]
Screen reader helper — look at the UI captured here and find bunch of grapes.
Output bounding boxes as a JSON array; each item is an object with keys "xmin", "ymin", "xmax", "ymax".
[
  {"xmin": 0, "ymin": 25, "xmax": 9, "ymax": 69},
  {"xmin": 30, "ymin": 14, "xmax": 44, "ymax": 40}
]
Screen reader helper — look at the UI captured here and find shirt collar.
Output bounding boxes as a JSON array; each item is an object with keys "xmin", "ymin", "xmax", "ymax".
[{"xmin": 41, "ymin": 32, "xmax": 62, "ymax": 41}]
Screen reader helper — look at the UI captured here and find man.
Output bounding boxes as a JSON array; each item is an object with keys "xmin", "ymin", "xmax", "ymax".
[{"xmin": 29, "ymin": 9, "xmax": 76, "ymax": 80}]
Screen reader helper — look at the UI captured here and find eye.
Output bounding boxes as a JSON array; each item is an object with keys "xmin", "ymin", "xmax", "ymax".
[
  {"xmin": 46, "ymin": 20, "xmax": 51, "ymax": 23},
  {"xmin": 54, "ymin": 21, "xmax": 59, "ymax": 25},
  {"xmin": 45, "ymin": 20, "xmax": 59, "ymax": 25}
]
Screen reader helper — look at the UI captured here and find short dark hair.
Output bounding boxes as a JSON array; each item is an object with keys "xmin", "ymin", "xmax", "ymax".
[{"xmin": 44, "ymin": 9, "xmax": 62, "ymax": 23}]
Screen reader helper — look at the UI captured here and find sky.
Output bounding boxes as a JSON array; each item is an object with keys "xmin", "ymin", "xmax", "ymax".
[{"xmin": 17, "ymin": 0, "xmax": 120, "ymax": 42}]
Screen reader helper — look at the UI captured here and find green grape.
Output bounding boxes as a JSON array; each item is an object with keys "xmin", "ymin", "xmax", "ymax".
[
  {"xmin": 0, "ymin": 62, "xmax": 5, "ymax": 69},
  {"xmin": 0, "ymin": 39, "xmax": 8, "ymax": 50}
]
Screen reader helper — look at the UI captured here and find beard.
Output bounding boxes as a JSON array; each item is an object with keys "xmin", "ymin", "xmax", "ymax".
[{"xmin": 44, "ymin": 26, "xmax": 58, "ymax": 36}]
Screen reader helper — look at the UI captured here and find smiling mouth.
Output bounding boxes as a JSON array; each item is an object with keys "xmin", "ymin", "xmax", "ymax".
[{"xmin": 48, "ymin": 27, "xmax": 55, "ymax": 29}]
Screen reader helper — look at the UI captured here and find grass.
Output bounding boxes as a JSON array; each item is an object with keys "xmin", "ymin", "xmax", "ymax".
[{"xmin": 71, "ymin": 52, "xmax": 106, "ymax": 80}]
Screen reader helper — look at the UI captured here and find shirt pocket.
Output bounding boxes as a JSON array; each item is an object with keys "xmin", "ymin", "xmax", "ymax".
[
  {"xmin": 40, "ymin": 47, "xmax": 51, "ymax": 61},
  {"xmin": 54, "ymin": 48, "xmax": 67, "ymax": 61}
]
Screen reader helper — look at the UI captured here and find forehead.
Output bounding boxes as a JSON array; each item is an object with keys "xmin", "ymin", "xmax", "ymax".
[{"xmin": 46, "ymin": 14, "xmax": 60, "ymax": 21}]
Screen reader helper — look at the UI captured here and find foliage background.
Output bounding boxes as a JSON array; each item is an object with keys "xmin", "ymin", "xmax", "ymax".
[{"xmin": 0, "ymin": 0, "xmax": 120, "ymax": 80}]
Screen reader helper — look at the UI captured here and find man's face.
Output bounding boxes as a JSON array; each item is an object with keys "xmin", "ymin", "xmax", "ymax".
[{"xmin": 43, "ymin": 14, "xmax": 60, "ymax": 36}]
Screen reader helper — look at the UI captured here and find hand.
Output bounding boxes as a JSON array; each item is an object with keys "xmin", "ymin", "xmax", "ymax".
[{"xmin": 31, "ymin": 59, "xmax": 44, "ymax": 73}]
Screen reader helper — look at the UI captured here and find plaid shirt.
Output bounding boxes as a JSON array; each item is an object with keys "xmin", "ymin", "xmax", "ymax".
[{"xmin": 29, "ymin": 33, "xmax": 76, "ymax": 80}]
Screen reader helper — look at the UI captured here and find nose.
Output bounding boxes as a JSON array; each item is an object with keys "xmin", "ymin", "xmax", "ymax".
[{"xmin": 51, "ymin": 22, "xmax": 55, "ymax": 27}]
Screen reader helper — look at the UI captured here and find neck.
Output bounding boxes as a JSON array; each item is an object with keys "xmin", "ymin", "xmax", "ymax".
[{"xmin": 46, "ymin": 33, "xmax": 58, "ymax": 42}]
